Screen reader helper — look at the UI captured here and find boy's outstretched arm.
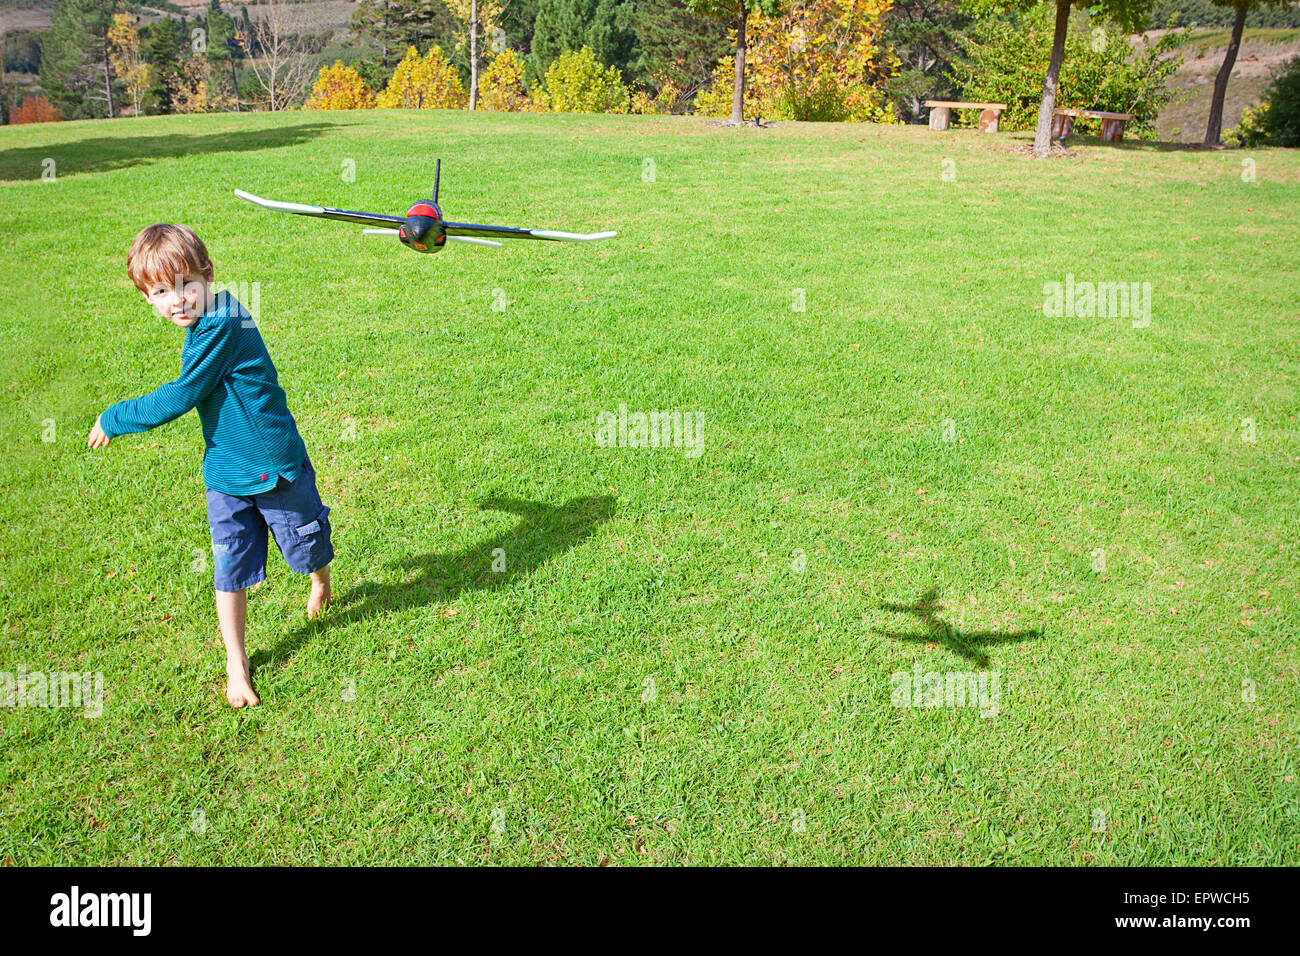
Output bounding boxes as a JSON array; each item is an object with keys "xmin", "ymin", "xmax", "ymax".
[{"xmin": 89, "ymin": 322, "xmax": 237, "ymax": 449}]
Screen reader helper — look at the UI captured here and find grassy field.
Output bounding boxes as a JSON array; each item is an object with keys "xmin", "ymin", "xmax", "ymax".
[{"xmin": 0, "ymin": 110, "xmax": 1297, "ymax": 865}]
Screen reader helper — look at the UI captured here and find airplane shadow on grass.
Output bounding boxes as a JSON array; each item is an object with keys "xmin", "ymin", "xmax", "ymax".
[
  {"xmin": 875, "ymin": 588, "xmax": 1042, "ymax": 669},
  {"xmin": 0, "ymin": 123, "xmax": 334, "ymax": 181},
  {"xmin": 253, "ymin": 495, "xmax": 617, "ymax": 670}
]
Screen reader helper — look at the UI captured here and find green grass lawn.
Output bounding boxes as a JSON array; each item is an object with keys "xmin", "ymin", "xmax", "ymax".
[{"xmin": 1, "ymin": 110, "xmax": 1297, "ymax": 865}]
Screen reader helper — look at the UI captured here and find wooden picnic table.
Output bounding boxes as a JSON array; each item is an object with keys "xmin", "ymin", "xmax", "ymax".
[
  {"xmin": 1051, "ymin": 108, "xmax": 1137, "ymax": 142},
  {"xmin": 924, "ymin": 100, "xmax": 1008, "ymax": 133}
]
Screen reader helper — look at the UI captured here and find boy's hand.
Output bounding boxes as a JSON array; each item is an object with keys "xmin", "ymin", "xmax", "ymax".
[{"xmin": 87, "ymin": 416, "xmax": 110, "ymax": 450}]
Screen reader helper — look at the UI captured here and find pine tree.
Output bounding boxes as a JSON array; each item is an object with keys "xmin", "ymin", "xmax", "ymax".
[
  {"xmin": 205, "ymin": 0, "xmax": 241, "ymax": 109},
  {"xmin": 626, "ymin": 0, "xmax": 731, "ymax": 100},
  {"xmin": 527, "ymin": 0, "xmax": 637, "ymax": 85},
  {"xmin": 352, "ymin": 0, "xmax": 457, "ymax": 69},
  {"xmin": 38, "ymin": 0, "xmax": 118, "ymax": 119},
  {"xmin": 147, "ymin": 17, "xmax": 182, "ymax": 114}
]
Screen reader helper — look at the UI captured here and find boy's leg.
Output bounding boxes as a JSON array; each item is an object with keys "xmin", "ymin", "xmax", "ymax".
[
  {"xmin": 308, "ymin": 563, "xmax": 331, "ymax": 619},
  {"xmin": 215, "ymin": 587, "xmax": 258, "ymax": 707},
  {"xmin": 263, "ymin": 454, "xmax": 335, "ymax": 619},
  {"xmin": 206, "ymin": 487, "xmax": 269, "ymax": 708}
]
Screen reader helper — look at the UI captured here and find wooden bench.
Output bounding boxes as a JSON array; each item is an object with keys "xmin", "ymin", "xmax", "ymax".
[
  {"xmin": 1051, "ymin": 108, "xmax": 1137, "ymax": 143},
  {"xmin": 924, "ymin": 100, "xmax": 1007, "ymax": 133}
]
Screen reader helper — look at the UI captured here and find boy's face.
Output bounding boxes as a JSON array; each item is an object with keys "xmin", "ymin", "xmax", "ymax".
[{"xmin": 142, "ymin": 271, "xmax": 211, "ymax": 328}]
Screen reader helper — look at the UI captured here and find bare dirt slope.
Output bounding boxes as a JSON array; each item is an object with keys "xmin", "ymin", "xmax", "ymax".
[{"xmin": 1158, "ymin": 33, "xmax": 1300, "ymax": 141}]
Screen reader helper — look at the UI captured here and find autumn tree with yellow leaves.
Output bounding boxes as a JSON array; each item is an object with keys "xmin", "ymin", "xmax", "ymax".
[
  {"xmin": 478, "ymin": 48, "xmax": 528, "ymax": 111},
  {"xmin": 442, "ymin": 0, "xmax": 503, "ymax": 109},
  {"xmin": 305, "ymin": 62, "xmax": 377, "ymax": 110},
  {"xmin": 376, "ymin": 45, "xmax": 468, "ymax": 109},
  {"xmin": 747, "ymin": 0, "xmax": 897, "ymax": 121},
  {"xmin": 695, "ymin": 0, "xmax": 897, "ymax": 122},
  {"xmin": 107, "ymin": 11, "xmax": 149, "ymax": 116}
]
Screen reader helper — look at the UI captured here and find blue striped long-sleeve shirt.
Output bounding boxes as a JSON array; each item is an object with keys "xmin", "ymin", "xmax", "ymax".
[{"xmin": 100, "ymin": 291, "xmax": 306, "ymax": 496}]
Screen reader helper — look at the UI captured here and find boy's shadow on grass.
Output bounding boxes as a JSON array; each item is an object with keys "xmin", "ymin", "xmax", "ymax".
[
  {"xmin": 874, "ymin": 588, "xmax": 1041, "ymax": 669},
  {"xmin": 0, "ymin": 123, "xmax": 333, "ymax": 181},
  {"xmin": 253, "ymin": 495, "xmax": 616, "ymax": 669}
]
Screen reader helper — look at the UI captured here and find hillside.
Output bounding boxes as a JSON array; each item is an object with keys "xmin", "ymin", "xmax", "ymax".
[{"xmin": 1158, "ymin": 28, "xmax": 1300, "ymax": 141}]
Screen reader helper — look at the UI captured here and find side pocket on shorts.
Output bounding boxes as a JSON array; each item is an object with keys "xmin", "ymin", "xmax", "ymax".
[{"xmin": 296, "ymin": 505, "xmax": 329, "ymax": 537}]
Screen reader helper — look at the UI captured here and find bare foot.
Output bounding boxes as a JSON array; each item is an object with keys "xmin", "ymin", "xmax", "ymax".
[
  {"xmin": 225, "ymin": 653, "xmax": 259, "ymax": 707},
  {"xmin": 307, "ymin": 581, "xmax": 332, "ymax": 619}
]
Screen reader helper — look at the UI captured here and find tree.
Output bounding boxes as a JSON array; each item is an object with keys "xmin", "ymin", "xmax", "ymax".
[
  {"xmin": 351, "ymin": 0, "xmax": 458, "ymax": 69},
  {"xmin": 500, "ymin": 0, "xmax": 542, "ymax": 54},
  {"xmin": 685, "ymin": 0, "xmax": 784, "ymax": 124},
  {"xmin": 1203, "ymin": 0, "xmax": 1287, "ymax": 144},
  {"xmin": 528, "ymin": 0, "xmax": 638, "ymax": 85},
  {"xmin": 376, "ymin": 44, "xmax": 468, "ymax": 107},
  {"xmin": 304, "ymin": 61, "xmax": 377, "ymax": 108},
  {"xmin": 108, "ymin": 11, "xmax": 149, "ymax": 116},
  {"xmin": 953, "ymin": 7, "xmax": 1183, "ymax": 134},
  {"xmin": 626, "ymin": 0, "xmax": 732, "ymax": 106},
  {"xmin": 479, "ymin": 47, "xmax": 529, "ymax": 109},
  {"xmin": 745, "ymin": 0, "xmax": 896, "ymax": 121},
  {"xmin": 173, "ymin": 56, "xmax": 213, "ymax": 113},
  {"xmin": 236, "ymin": 0, "xmax": 317, "ymax": 109},
  {"xmin": 204, "ymin": 0, "xmax": 242, "ymax": 110},
  {"xmin": 1146, "ymin": 0, "xmax": 1300, "ymax": 28},
  {"xmin": 443, "ymin": 0, "xmax": 503, "ymax": 108},
  {"xmin": 10, "ymin": 95, "xmax": 63, "ymax": 124},
  {"xmin": 39, "ymin": 0, "xmax": 118, "ymax": 119},
  {"xmin": 882, "ymin": 0, "xmax": 971, "ymax": 123},
  {"xmin": 967, "ymin": 0, "xmax": 1151, "ymax": 156},
  {"xmin": 147, "ymin": 16, "xmax": 181, "ymax": 113},
  {"xmin": 530, "ymin": 44, "xmax": 629, "ymax": 110}
]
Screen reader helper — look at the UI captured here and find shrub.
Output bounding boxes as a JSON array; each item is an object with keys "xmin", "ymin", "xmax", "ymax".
[
  {"xmin": 10, "ymin": 95, "xmax": 62, "ymax": 124},
  {"xmin": 1228, "ymin": 101, "xmax": 1270, "ymax": 146},
  {"xmin": 530, "ymin": 47, "xmax": 628, "ymax": 114},
  {"xmin": 305, "ymin": 62, "xmax": 376, "ymax": 110},
  {"xmin": 630, "ymin": 77, "xmax": 686, "ymax": 115},
  {"xmin": 478, "ymin": 49, "xmax": 528, "ymax": 112},
  {"xmin": 1237, "ymin": 55, "xmax": 1300, "ymax": 147},
  {"xmin": 376, "ymin": 45, "xmax": 467, "ymax": 110}
]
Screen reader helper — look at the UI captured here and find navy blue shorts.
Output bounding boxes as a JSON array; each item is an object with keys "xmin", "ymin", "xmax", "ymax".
[{"xmin": 205, "ymin": 456, "xmax": 334, "ymax": 592}]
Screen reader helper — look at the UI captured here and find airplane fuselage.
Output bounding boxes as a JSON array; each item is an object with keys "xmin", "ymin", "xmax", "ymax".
[{"xmin": 399, "ymin": 201, "xmax": 447, "ymax": 253}]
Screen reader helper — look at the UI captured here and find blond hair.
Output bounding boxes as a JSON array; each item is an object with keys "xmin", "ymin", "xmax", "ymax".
[{"xmin": 127, "ymin": 224, "xmax": 213, "ymax": 292}]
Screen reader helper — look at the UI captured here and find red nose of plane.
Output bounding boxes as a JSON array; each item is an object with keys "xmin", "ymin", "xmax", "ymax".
[{"xmin": 400, "ymin": 202, "xmax": 446, "ymax": 252}]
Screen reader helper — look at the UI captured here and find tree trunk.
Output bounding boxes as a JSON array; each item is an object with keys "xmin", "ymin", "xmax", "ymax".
[
  {"xmin": 1032, "ymin": 0, "xmax": 1071, "ymax": 157},
  {"xmin": 230, "ymin": 54, "xmax": 240, "ymax": 111},
  {"xmin": 731, "ymin": 2, "xmax": 746, "ymax": 125},
  {"xmin": 1205, "ymin": 2, "xmax": 1248, "ymax": 145},
  {"xmin": 469, "ymin": 0, "xmax": 478, "ymax": 110},
  {"xmin": 102, "ymin": 40, "xmax": 116, "ymax": 118}
]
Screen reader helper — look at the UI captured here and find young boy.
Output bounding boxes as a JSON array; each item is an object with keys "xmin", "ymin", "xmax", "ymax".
[{"xmin": 88, "ymin": 224, "xmax": 333, "ymax": 708}]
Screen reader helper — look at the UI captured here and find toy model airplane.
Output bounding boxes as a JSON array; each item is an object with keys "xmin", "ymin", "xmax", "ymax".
[{"xmin": 234, "ymin": 160, "xmax": 617, "ymax": 254}]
